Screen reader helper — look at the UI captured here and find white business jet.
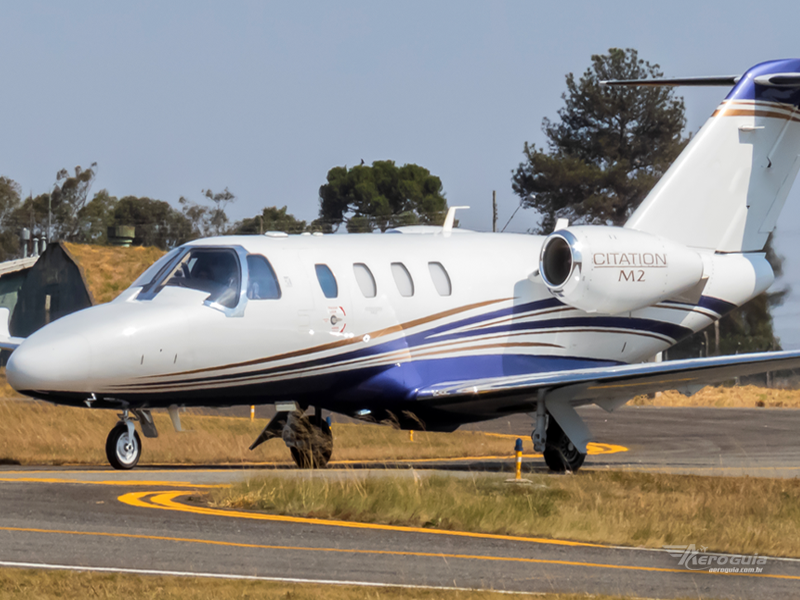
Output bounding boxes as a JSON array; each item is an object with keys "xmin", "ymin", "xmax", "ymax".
[{"xmin": 4, "ymin": 59, "xmax": 800, "ymax": 471}]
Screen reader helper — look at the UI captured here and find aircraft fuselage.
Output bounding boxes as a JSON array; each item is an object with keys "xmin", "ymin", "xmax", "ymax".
[{"xmin": 6, "ymin": 230, "xmax": 771, "ymax": 429}]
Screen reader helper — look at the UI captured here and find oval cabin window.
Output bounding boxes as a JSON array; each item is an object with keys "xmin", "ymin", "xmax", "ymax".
[
  {"xmin": 315, "ymin": 264, "xmax": 338, "ymax": 299},
  {"xmin": 353, "ymin": 263, "xmax": 377, "ymax": 298},
  {"xmin": 428, "ymin": 262, "xmax": 452, "ymax": 296},
  {"xmin": 391, "ymin": 262, "xmax": 414, "ymax": 297}
]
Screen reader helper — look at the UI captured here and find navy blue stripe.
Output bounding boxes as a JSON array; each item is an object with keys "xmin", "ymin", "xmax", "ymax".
[
  {"xmin": 404, "ymin": 316, "xmax": 689, "ymax": 347},
  {"xmin": 697, "ymin": 296, "xmax": 737, "ymax": 316},
  {"xmin": 726, "ymin": 59, "xmax": 800, "ymax": 109}
]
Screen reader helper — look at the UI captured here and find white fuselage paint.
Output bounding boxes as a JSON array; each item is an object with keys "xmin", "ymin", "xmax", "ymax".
[{"xmin": 6, "ymin": 230, "xmax": 772, "ymax": 424}]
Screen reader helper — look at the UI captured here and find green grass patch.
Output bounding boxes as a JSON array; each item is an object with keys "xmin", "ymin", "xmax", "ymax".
[
  {"xmin": 212, "ymin": 471, "xmax": 800, "ymax": 558},
  {"xmin": 0, "ymin": 567, "xmax": 642, "ymax": 600}
]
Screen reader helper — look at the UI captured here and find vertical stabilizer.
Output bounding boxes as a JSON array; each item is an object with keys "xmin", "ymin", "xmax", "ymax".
[{"xmin": 624, "ymin": 59, "xmax": 800, "ymax": 252}]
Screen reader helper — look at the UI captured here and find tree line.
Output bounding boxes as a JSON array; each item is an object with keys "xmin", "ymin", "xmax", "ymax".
[{"xmin": 0, "ymin": 158, "xmax": 449, "ymax": 260}]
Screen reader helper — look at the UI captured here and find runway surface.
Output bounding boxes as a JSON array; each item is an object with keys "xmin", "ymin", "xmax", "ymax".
[{"xmin": 1, "ymin": 405, "xmax": 800, "ymax": 599}]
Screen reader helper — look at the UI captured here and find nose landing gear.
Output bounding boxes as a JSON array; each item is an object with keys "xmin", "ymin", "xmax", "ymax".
[{"xmin": 105, "ymin": 412, "xmax": 142, "ymax": 470}]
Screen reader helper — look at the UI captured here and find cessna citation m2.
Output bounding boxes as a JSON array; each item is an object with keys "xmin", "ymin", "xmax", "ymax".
[{"xmin": 5, "ymin": 58, "xmax": 800, "ymax": 471}]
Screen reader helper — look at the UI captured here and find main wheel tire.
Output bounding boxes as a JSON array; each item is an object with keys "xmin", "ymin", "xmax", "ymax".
[
  {"xmin": 290, "ymin": 419, "xmax": 333, "ymax": 469},
  {"xmin": 543, "ymin": 419, "xmax": 585, "ymax": 473},
  {"xmin": 105, "ymin": 423, "xmax": 142, "ymax": 470}
]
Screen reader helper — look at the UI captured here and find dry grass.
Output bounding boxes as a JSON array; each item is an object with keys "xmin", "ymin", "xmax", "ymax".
[
  {"xmin": 0, "ymin": 568, "xmax": 636, "ymax": 600},
  {"xmin": 213, "ymin": 471, "xmax": 800, "ymax": 558},
  {"xmin": 0, "ymin": 371, "xmax": 20, "ymax": 399},
  {"xmin": 630, "ymin": 385, "xmax": 800, "ymax": 408},
  {"xmin": 0, "ymin": 399, "xmax": 521, "ymax": 466},
  {"xmin": 63, "ymin": 242, "xmax": 165, "ymax": 304}
]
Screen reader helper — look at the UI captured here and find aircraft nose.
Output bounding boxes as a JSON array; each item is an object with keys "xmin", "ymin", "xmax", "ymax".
[{"xmin": 7, "ymin": 332, "xmax": 92, "ymax": 393}]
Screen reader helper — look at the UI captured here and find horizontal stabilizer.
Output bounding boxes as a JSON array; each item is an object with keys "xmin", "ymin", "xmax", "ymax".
[
  {"xmin": 416, "ymin": 350, "xmax": 800, "ymax": 404},
  {"xmin": 601, "ymin": 75, "xmax": 740, "ymax": 87}
]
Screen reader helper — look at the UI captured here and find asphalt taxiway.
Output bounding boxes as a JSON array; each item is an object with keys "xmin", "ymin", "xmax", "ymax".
[
  {"xmin": 1, "ymin": 405, "xmax": 800, "ymax": 599},
  {"xmin": 469, "ymin": 405, "xmax": 800, "ymax": 478}
]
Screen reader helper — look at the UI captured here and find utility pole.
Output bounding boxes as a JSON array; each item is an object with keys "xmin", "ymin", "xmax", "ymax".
[{"xmin": 492, "ymin": 190, "xmax": 497, "ymax": 232}]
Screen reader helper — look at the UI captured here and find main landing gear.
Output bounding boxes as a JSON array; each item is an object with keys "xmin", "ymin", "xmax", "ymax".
[
  {"xmin": 250, "ymin": 406, "xmax": 333, "ymax": 468},
  {"xmin": 542, "ymin": 419, "xmax": 586, "ymax": 473},
  {"xmin": 531, "ymin": 402, "xmax": 586, "ymax": 473}
]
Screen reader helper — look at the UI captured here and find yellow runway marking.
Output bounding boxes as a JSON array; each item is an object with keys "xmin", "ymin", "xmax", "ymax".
[
  {"xmin": 476, "ymin": 438, "xmax": 627, "ymax": 456},
  {"xmin": 121, "ymin": 490, "xmax": 605, "ymax": 548},
  {"xmin": 0, "ymin": 477, "xmax": 224, "ymax": 488},
  {"xmin": 3, "ymin": 518, "xmax": 798, "ymax": 582},
  {"xmin": 0, "ymin": 469, "xmax": 267, "ymax": 475},
  {"xmin": 311, "ymin": 441, "xmax": 627, "ymax": 464}
]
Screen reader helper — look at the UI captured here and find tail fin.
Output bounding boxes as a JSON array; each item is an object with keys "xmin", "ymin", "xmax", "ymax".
[{"xmin": 621, "ymin": 59, "xmax": 800, "ymax": 252}]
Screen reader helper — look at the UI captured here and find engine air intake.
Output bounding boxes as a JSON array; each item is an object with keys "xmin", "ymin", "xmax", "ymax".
[{"xmin": 540, "ymin": 235, "xmax": 575, "ymax": 288}]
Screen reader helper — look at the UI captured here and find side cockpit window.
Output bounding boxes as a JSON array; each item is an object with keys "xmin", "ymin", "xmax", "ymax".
[
  {"xmin": 131, "ymin": 247, "xmax": 183, "ymax": 289},
  {"xmin": 247, "ymin": 255, "xmax": 281, "ymax": 299}
]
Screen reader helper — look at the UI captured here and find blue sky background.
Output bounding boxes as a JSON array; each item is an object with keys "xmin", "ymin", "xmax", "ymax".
[{"xmin": 3, "ymin": 1, "xmax": 800, "ymax": 346}]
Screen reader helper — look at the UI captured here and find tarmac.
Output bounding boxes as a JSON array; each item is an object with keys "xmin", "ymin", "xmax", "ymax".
[{"xmin": 1, "ymin": 405, "xmax": 800, "ymax": 599}]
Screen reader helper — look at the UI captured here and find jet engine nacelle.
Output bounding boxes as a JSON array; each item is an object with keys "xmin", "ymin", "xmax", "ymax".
[{"xmin": 538, "ymin": 226, "xmax": 705, "ymax": 314}]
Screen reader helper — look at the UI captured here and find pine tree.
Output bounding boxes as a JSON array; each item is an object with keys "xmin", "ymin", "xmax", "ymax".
[{"xmin": 512, "ymin": 48, "xmax": 687, "ymax": 233}]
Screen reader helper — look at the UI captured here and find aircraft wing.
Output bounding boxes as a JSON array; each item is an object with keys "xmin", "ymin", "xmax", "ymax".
[
  {"xmin": 416, "ymin": 350, "xmax": 800, "ymax": 406},
  {"xmin": 0, "ymin": 337, "xmax": 24, "ymax": 352},
  {"xmin": 0, "ymin": 307, "xmax": 23, "ymax": 351}
]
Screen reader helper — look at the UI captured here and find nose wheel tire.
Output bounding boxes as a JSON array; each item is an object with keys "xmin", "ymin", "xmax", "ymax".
[
  {"xmin": 543, "ymin": 419, "xmax": 586, "ymax": 473},
  {"xmin": 105, "ymin": 423, "xmax": 142, "ymax": 470}
]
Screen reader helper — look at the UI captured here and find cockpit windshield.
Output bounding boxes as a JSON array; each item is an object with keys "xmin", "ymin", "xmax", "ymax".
[
  {"xmin": 141, "ymin": 247, "xmax": 242, "ymax": 309},
  {"xmin": 131, "ymin": 247, "xmax": 182, "ymax": 289}
]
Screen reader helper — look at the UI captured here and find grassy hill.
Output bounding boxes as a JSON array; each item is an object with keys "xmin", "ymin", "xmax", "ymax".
[{"xmin": 63, "ymin": 242, "xmax": 165, "ymax": 304}]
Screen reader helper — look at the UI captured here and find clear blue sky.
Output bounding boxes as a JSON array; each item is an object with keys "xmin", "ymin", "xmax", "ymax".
[{"xmin": 3, "ymin": 1, "xmax": 800, "ymax": 345}]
